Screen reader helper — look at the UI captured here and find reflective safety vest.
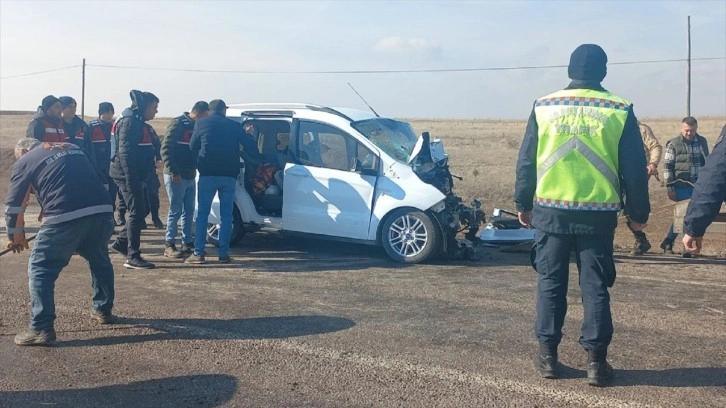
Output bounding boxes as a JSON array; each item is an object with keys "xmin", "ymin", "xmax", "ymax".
[
  {"xmin": 39, "ymin": 118, "xmax": 66, "ymax": 143},
  {"xmin": 534, "ymin": 89, "xmax": 630, "ymax": 211}
]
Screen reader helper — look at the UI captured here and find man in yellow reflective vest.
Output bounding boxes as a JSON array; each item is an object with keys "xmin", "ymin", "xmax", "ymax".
[{"xmin": 514, "ymin": 44, "xmax": 651, "ymax": 387}]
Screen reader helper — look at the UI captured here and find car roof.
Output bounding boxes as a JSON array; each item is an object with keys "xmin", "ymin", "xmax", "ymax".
[{"xmin": 225, "ymin": 103, "xmax": 379, "ymax": 123}]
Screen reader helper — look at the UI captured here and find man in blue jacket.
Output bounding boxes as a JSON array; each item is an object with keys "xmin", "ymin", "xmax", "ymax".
[
  {"xmin": 682, "ymin": 124, "xmax": 726, "ymax": 254},
  {"xmin": 186, "ymin": 99, "xmax": 244, "ymax": 264},
  {"xmin": 4, "ymin": 139, "xmax": 115, "ymax": 346},
  {"xmin": 514, "ymin": 44, "xmax": 650, "ymax": 387}
]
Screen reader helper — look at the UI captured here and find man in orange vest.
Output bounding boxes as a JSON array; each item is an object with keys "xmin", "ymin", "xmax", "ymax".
[{"xmin": 26, "ymin": 95, "xmax": 65, "ymax": 143}]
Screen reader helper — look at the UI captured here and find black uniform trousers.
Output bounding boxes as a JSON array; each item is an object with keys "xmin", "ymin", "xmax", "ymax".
[{"xmin": 532, "ymin": 230, "xmax": 617, "ymax": 351}]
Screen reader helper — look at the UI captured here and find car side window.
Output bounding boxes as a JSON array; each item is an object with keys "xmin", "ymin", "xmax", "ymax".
[{"xmin": 297, "ymin": 122, "xmax": 349, "ymax": 171}]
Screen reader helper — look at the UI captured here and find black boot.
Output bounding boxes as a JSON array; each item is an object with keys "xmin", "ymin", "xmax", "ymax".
[
  {"xmin": 630, "ymin": 231, "xmax": 652, "ymax": 256},
  {"xmin": 535, "ymin": 344, "xmax": 559, "ymax": 379},
  {"xmin": 586, "ymin": 349, "xmax": 613, "ymax": 387},
  {"xmin": 660, "ymin": 238, "xmax": 674, "ymax": 254}
]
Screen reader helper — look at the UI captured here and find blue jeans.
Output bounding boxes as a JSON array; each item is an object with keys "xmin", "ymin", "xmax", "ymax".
[
  {"xmin": 194, "ymin": 176, "xmax": 236, "ymax": 258},
  {"xmin": 28, "ymin": 213, "xmax": 115, "ymax": 331},
  {"xmin": 667, "ymin": 186, "xmax": 694, "ymax": 240},
  {"xmin": 164, "ymin": 174, "xmax": 196, "ymax": 245}
]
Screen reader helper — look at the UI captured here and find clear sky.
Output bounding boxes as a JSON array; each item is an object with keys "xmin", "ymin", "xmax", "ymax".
[{"xmin": 1, "ymin": 0, "xmax": 724, "ymax": 119}]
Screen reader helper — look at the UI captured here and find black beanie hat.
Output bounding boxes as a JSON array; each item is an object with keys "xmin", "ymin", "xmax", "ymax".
[
  {"xmin": 41, "ymin": 95, "xmax": 60, "ymax": 112},
  {"xmin": 568, "ymin": 44, "xmax": 608, "ymax": 82},
  {"xmin": 98, "ymin": 102, "xmax": 114, "ymax": 115}
]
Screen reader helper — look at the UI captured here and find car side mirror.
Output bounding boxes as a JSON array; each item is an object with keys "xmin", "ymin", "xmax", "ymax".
[{"xmin": 351, "ymin": 157, "xmax": 378, "ymax": 176}]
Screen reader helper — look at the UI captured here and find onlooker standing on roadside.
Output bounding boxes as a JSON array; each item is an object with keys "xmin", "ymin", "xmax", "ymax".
[
  {"xmin": 186, "ymin": 99, "xmax": 243, "ymax": 265},
  {"xmin": 109, "ymin": 90, "xmax": 159, "ymax": 269},
  {"xmin": 27, "ymin": 95, "xmax": 65, "ymax": 143},
  {"xmin": 661, "ymin": 117, "xmax": 709, "ymax": 254},
  {"xmin": 87, "ymin": 102, "xmax": 116, "ymax": 208},
  {"xmin": 161, "ymin": 101, "xmax": 209, "ymax": 258},
  {"xmin": 629, "ymin": 120, "xmax": 663, "ymax": 255}
]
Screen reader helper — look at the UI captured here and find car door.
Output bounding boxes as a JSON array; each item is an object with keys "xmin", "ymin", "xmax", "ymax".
[{"xmin": 283, "ymin": 120, "xmax": 379, "ymax": 240}]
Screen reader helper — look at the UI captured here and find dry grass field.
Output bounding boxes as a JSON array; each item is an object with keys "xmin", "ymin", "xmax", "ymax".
[{"xmin": 1, "ymin": 112, "xmax": 724, "ymax": 256}]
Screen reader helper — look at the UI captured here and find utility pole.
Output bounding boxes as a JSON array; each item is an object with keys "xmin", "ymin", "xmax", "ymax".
[
  {"xmin": 81, "ymin": 58, "xmax": 86, "ymax": 120},
  {"xmin": 686, "ymin": 16, "xmax": 691, "ymax": 117}
]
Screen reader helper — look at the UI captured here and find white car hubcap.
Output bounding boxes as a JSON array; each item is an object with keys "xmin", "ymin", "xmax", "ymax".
[
  {"xmin": 389, "ymin": 215, "xmax": 428, "ymax": 257},
  {"xmin": 207, "ymin": 223, "xmax": 220, "ymax": 241}
]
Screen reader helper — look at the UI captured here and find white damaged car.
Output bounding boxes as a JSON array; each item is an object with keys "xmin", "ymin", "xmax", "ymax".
[{"xmin": 197, "ymin": 103, "xmax": 484, "ymax": 264}]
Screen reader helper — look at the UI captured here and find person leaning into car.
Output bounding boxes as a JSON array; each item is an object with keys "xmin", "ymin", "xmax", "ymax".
[
  {"xmin": 514, "ymin": 44, "xmax": 650, "ymax": 387},
  {"xmin": 186, "ymin": 99, "xmax": 247, "ymax": 265}
]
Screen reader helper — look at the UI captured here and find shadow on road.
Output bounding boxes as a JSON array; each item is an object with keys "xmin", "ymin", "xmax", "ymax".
[
  {"xmin": 613, "ymin": 367, "xmax": 726, "ymax": 387},
  {"xmin": 0, "ymin": 374, "xmax": 237, "ymax": 408},
  {"xmin": 53, "ymin": 315, "xmax": 356, "ymax": 348}
]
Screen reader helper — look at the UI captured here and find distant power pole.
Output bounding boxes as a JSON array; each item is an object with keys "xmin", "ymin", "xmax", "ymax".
[
  {"xmin": 81, "ymin": 58, "xmax": 86, "ymax": 120},
  {"xmin": 686, "ymin": 16, "xmax": 691, "ymax": 117}
]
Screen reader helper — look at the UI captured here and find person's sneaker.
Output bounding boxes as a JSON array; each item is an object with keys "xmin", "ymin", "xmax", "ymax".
[
  {"xmin": 218, "ymin": 255, "xmax": 232, "ymax": 264},
  {"xmin": 630, "ymin": 232, "xmax": 652, "ymax": 256},
  {"xmin": 180, "ymin": 243, "xmax": 194, "ymax": 256},
  {"xmin": 164, "ymin": 242, "xmax": 183, "ymax": 258},
  {"xmin": 14, "ymin": 328, "xmax": 56, "ymax": 346},
  {"xmin": 682, "ymin": 252, "xmax": 693, "ymax": 258},
  {"xmin": 111, "ymin": 240, "xmax": 128, "ymax": 256},
  {"xmin": 587, "ymin": 361, "xmax": 614, "ymax": 387},
  {"xmin": 535, "ymin": 353, "xmax": 559, "ymax": 379},
  {"xmin": 660, "ymin": 238, "xmax": 674, "ymax": 254},
  {"xmin": 123, "ymin": 256, "xmax": 155, "ymax": 269},
  {"xmin": 90, "ymin": 309, "xmax": 116, "ymax": 325},
  {"xmin": 152, "ymin": 217, "xmax": 165, "ymax": 229},
  {"xmin": 184, "ymin": 254, "xmax": 206, "ymax": 264}
]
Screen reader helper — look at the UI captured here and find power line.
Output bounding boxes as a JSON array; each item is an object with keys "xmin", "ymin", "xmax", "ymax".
[
  {"xmin": 86, "ymin": 57, "xmax": 725, "ymax": 75},
  {"xmin": 0, "ymin": 65, "xmax": 81, "ymax": 80}
]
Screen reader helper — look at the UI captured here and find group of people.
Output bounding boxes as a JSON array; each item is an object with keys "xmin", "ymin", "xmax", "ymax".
[{"xmin": 3, "ymin": 43, "xmax": 725, "ymax": 389}]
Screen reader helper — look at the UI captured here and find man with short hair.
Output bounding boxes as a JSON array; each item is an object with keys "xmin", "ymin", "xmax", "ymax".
[
  {"xmin": 161, "ymin": 101, "xmax": 209, "ymax": 258},
  {"xmin": 186, "ymin": 99, "xmax": 245, "ymax": 264},
  {"xmin": 629, "ymin": 121, "xmax": 663, "ymax": 255},
  {"xmin": 514, "ymin": 44, "xmax": 650, "ymax": 387},
  {"xmin": 88, "ymin": 102, "xmax": 116, "ymax": 208},
  {"xmin": 27, "ymin": 95, "xmax": 65, "ymax": 143},
  {"xmin": 59, "ymin": 96, "xmax": 93, "ymax": 157},
  {"xmin": 5, "ymin": 139, "xmax": 116, "ymax": 346},
  {"xmin": 661, "ymin": 117, "xmax": 709, "ymax": 254},
  {"xmin": 109, "ymin": 90, "xmax": 160, "ymax": 269}
]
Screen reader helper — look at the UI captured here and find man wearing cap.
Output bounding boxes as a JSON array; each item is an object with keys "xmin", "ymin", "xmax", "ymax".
[
  {"xmin": 27, "ymin": 95, "xmax": 65, "ymax": 143},
  {"xmin": 186, "ymin": 99, "xmax": 244, "ymax": 264},
  {"xmin": 161, "ymin": 101, "xmax": 209, "ymax": 258},
  {"xmin": 109, "ymin": 90, "xmax": 160, "ymax": 269},
  {"xmin": 59, "ymin": 97, "xmax": 93, "ymax": 158},
  {"xmin": 88, "ymin": 102, "xmax": 117, "ymax": 211},
  {"xmin": 514, "ymin": 44, "xmax": 650, "ymax": 386}
]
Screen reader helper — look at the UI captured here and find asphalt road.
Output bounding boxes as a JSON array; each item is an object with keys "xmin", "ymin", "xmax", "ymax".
[{"xmin": 0, "ymin": 222, "xmax": 724, "ymax": 407}]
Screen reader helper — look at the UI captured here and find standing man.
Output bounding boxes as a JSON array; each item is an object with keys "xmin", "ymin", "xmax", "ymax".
[
  {"xmin": 27, "ymin": 95, "xmax": 65, "ymax": 142},
  {"xmin": 186, "ymin": 99, "xmax": 242, "ymax": 264},
  {"xmin": 629, "ymin": 121, "xmax": 662, "ymax": 255},
  {"xmin": 59, "ymin": 97, "xmax": 93, "ymax": 157},
  {"xmin": 661, "ymin": 117, "xmax": 709, "ymax": 254},
  {"xmin": 109, "ymin": 90, "xmax": 159, "ymax": 269},
  {"xmin": 161, "ymin": 101, "xmax": 209, "ymax": 258},
  {"xmin": 5, "ymin": 139, "xmax": 116, "ymax": 346},
  {"xmin": 682, "ymin": 124, "xmax": 726, "ymax": 254},
  {"xmin": 87, "ymin": 102, "xmax": 116, "ymax": 208},
  {"xmin": 514, "ymin": 44, "xmax": 650, "ymax": 387},
  {"xmin": 142, "ymin": 129, "xmax": 165, "ymax": 230}
]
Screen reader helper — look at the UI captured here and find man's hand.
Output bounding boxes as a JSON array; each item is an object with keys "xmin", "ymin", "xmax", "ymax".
[
  {"xmin": 155, "ymin": 160, "xmax": 162, "ymax": 170},
  {"xmin": 6, "ymin": 236, "xmax": 30, "ymax": 254},
  {"xmin": 171, "ymin": 175, "xmax": 181, "ymax": 183},
  {"xmin": 518, "ymin": 211, "xmax": 532, "ymax": 229},
  {"xmin": 646, "ymin": 163, "xmax": 658, "ymax": 176},
  {"xmin": 667, "ymin": 190, "xmax": 677, "ymax": 201},
  {"xmin": 682, "ymin": 234, "xmax": 702, "ymax": 255}
]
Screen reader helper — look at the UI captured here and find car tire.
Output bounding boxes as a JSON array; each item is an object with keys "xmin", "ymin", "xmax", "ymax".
[
  {"xmin": 381, "ymin": 208, "xmax": 439, "ymax": 264},
  {"xmin": 206, "ymin": 206, "xmax": 245, "ymax": 247}
]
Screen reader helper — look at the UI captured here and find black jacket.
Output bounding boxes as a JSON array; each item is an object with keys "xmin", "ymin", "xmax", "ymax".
[
  {"xmin": 5, "ymin": 142, "xmax": 111, "ymax": 241},
  {"xmin": 109, "ymin": 108, "xmax": 157, "ymax": 188},
  {"xmin": 87, "ymin": 118, "xmax": 114, "ymax": 177},
  {"xmin": 190, "ymin": 112, "xmax": 245, "ymax": 178},
  {"xmin": 26, "ymin": 108, "xmax": 66, "ymax": 142},
  {"xmin": 683, "ymin": 124, "xmax": 726, "ymax": 237},
  {"xmin": 161, "ymin": 113, "xmax": 197, "ymax": 180},
  {"xmin": 63, "ymin": 115, "xmax": 96, "ymax": 168},
  {"xmin": 514, "ymin": 81, "xmax": 651, "ymax": 235}
]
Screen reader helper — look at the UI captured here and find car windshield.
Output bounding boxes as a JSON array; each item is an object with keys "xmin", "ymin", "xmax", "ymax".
[{"xmin": 351, "ymin": 118, "xmax": 418, "ymax": 164}]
